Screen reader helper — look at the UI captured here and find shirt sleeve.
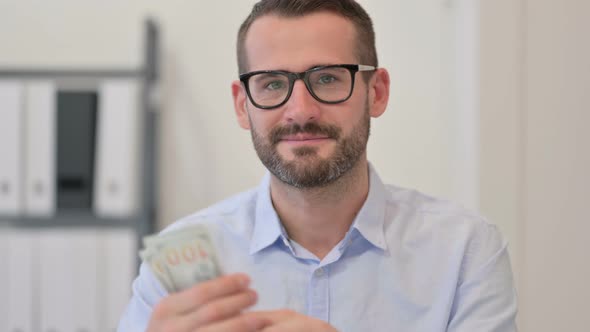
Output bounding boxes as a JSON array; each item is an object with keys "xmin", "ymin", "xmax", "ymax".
[
  {"xmin": 446, "ymin": 222, "xmax": 518, "ymax": 332},
  {"xmin": 117, "ymin": 262, "xmax": 167, "ymax": 332}
]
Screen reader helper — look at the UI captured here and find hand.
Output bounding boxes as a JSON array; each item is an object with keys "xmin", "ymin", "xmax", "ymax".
[
  {"xmin": 146, "ymin": 273, "xmax": 268, "ymax": 332},
  {"xmin": 251, "ymin": 310, "xmax": 338, "ymax": 332}
]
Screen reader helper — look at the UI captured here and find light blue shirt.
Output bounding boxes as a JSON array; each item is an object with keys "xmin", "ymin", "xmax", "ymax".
[{"xmin": 118, "ymin": 165, "xmax": 517, "ymax": 331}]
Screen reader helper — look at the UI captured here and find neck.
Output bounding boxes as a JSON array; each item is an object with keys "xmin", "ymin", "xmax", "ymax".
[{"xmin": 269, "ymin": 159, "xmax": 370, "ymax": 260}]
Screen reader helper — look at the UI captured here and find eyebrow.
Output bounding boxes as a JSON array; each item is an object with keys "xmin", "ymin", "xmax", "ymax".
[
  {"xmin": 307, "ymin": 63, "xmax": 334, "ymax": 70},
  {"xmin": 267, "ymin": 64, "xmax": 342, "ymax": 73}
]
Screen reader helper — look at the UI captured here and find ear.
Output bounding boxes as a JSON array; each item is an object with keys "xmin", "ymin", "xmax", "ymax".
[
  {"xmin": 367, "ymin": 68, "xmax": 390, "ymax": 118},
  {"xmin": 231, "ymin": 80, "xmax": 251, "ymax": 130}
]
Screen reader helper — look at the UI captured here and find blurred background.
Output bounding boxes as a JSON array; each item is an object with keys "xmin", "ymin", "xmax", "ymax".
[{"xmin": 0, "ymin": 0, "xmax": 588, "ymax": 331}]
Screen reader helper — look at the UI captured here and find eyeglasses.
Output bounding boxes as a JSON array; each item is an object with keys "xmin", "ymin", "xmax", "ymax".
[{"xmin": 239, "ymin": 64, "xmax": 376, "ymax": 110}]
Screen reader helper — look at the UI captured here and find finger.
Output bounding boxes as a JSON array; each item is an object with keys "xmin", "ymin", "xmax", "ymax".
[
  {"xmin": 261, "ymin": 319, "xmax": 316, "ymax": 332},
  {"xmin": 152, "ymin": 273, "xmax": 250, "ymax": 319},
  {"xmin": 198, "ymin": 312, "xmax": 272, "ymax": 332},
  {"xmin": 188, "ymin": 289, "xmax": 258, "ymax": 327},
  {"xmin": 260, "ymin": 321, "xmax": 295, "ymax": 332},
  {"xmin": 253, "ymin": 310, "xmax": 336, "ymax": 332},
  {"xmin": 261, "ymin": 318, "xmax": 336, "ymax": 332},
  {"xmin": 149, "ymin": 292, "xmax": 259, "ymax": 332},
  {"xmin": 248, "ymin": 309, "xmax": 296, "ymax": 324}
]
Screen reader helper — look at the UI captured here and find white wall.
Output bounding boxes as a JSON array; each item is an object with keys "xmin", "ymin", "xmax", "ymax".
[
  {"xmin": 480, "ymin": 0, "xmax": 523, "ymax": 293},
  {"xmin": 522, "ymin": 0, "xmax": 590, "ymax": 330},
  {"xmin": 481, "ymin": 0, "xmax": 590, "ymax": 330}
]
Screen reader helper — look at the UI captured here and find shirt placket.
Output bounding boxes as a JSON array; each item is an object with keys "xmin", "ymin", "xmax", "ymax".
[{"xmin": 308, "ymin": 265, "xmax": 330, "ymax": 322}]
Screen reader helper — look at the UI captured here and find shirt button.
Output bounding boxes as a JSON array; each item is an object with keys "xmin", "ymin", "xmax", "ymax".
[{"xmin": 315, "ymin": 268, "xmax": 324, "ymax": 277}]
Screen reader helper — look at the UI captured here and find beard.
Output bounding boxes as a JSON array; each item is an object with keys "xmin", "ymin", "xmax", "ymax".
[{"xmin": 250, "ymin": 102, "xmax": 371, "ymax": 188}]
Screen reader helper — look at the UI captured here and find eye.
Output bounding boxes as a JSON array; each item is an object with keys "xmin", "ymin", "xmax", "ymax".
[
  {"xmin": 317, "ymin": 74, "xmax": 337, "ymax": 84},
  {"xmin": 265, "ymin": 80, "xmax": 286, "ymax": 90}
]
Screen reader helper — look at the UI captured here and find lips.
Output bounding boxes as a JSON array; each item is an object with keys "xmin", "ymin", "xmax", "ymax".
[{"xmin": 280, "ymin": 134, "xmax": 330, "ymax": 142}]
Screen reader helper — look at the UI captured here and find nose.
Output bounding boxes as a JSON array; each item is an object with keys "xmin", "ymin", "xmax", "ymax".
[{"xmin": 282, "ymin": 79, "xmax": 321, "ymax": 124}]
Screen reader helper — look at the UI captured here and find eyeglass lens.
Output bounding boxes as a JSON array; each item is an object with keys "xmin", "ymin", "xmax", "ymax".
[{"xmin": 248, "ymin": 67, "xmax": 353, "ymax": 107}]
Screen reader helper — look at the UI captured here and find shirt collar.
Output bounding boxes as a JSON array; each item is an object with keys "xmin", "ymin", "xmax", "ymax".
[
  {"xmin": 249, "ymin": 163, "xmax": 389, "ymax": 255},
  {"xmin": 249, "ymin": 173, "xmax": 285, "ymax": 254},
  {"xmin": 351, "ymin": 163, "xmax": 388, "ymax": 251}
]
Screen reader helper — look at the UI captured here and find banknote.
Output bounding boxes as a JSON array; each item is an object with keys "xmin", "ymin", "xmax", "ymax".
[
  {"xmin": 139, "ymin": 247, "xmax": 177, "ymax": 291},
  {"xmin": 140, "ymin": 225, "xmax": 221, "ymax": 292}
]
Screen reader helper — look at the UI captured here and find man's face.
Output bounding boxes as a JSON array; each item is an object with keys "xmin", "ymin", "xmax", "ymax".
[{"xmin": 235, "ymin": 12, "xmax": 374, "ymax": 188}]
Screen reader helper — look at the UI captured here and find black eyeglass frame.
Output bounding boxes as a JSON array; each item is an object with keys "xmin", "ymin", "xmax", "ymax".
[{"xmin": 239, "ymin": 64, "xmax": 376, "ymax": 110}]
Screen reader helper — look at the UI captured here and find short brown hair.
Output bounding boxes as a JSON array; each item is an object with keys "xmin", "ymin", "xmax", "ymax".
[{"xmin": 236, "ymin": 0, "xmax": 378, "ymax": 74}]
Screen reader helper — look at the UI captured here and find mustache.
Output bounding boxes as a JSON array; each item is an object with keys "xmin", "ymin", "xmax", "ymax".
[{"xmin": 269, "ymin": 122, "xmax": 341, "ymax": 145}]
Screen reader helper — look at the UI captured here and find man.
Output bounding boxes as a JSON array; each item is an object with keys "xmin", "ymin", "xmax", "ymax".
[{"xmin": 119, "ymin": 0, "xmax": 518, "ymax": 331}]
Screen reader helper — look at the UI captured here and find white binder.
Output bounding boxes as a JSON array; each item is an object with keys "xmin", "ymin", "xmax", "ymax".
[
  {"xmin": 39, "ymin": 229, "xmax": 100, "ymax": 332},
  {"xmin": 5, "ymin": 228, "xmax": 36, "ymax": 332},
  {"xmin": 94, "ymin": 80, "xmax": 142, "ymax": 218},
  {"xmin": 101, "ymin": 228, "xmax": 137, "ymax": 331},
  {"xmin": 24, "ymin": 81, "xmax": 56, "ymax": 217},
  {"xmin": 70, "ymin": 230, "xmax": 100, "ymax": 332},
  {"xmin": 0, "ymin": 228, "xmax": 10, "ymax": 331},
  {"xmin": 38, "ymin": 229, "xmax": 74, "ymax": 332},
  {"xmin": 0, "ymin": 81, "xmax": 24, "ymax": 216}
]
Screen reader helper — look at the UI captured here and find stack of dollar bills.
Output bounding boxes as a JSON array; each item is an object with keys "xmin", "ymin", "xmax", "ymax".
[{"xmin": 140, "ymin": 225, "xmax": 221, "ymax": 293}]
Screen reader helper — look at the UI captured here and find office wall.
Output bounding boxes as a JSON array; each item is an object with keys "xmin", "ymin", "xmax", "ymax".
[
  {"xmin": 481, "ymin": 0, "xmax": 590, "ymax": 330},
  {"xmin": 479, "ymin": 0, "xmax": 523, "ymax": 298},
  {"xmin": 522, "ymin": 0, "xmax": 590, "ymax": 330}
]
